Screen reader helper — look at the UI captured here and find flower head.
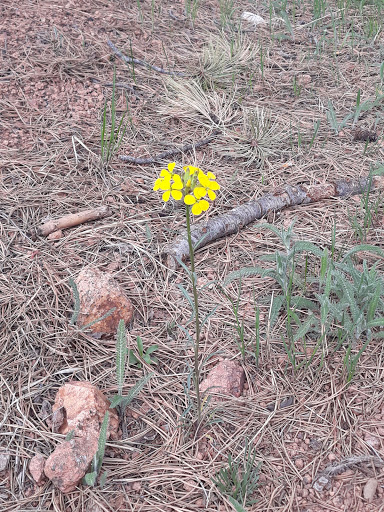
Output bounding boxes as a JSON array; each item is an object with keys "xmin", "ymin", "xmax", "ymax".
[{"xmin": 153, "ymin": 163, "xmax": 220, "ymax": 215}]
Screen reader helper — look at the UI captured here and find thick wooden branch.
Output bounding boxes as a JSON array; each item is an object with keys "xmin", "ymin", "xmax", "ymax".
[
  {"xmin": 164, "ymin": 176, "xmax": 384, "ymax": 269},
  {"xmin": 38, "ymin": 206, "xmax": 112, "ymax": 236}
]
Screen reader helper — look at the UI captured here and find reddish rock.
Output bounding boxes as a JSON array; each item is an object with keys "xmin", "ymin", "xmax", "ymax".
[
  {"xmin": 75, "ymin": 265, "xmax": 133, "ymax": 335},
  {"xmin": 52, "ymin": 381, "xmax": 119, "ymax": 440},
  {"xmin": 200, "ymin": 360, "xmax": 245, "ymax": 398},
  {"xmin": 43, "ymin": 382, "xmax": 119, "ymax": 493},
  {"xmin": 29, "ymin": 454, "xmax": 47, "ymax": 486},
  {"xmin": 44, "ymin": 434, "xmax": 98, "ymax": 493}
]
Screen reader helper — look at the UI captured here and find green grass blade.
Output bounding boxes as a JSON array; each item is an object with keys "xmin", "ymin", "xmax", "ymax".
[{"xmin": 116, "ymin": 319, "xmax": 127, "ymax": 396}]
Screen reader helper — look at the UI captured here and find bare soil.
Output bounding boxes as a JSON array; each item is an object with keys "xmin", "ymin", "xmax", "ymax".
[{"xmin": 1, "ymin": 0, "xmax": 384, "ymax": 511}]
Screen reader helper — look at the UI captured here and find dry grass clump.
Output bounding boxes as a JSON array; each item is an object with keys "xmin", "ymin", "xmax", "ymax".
[
  {"xmin": 212, "ymin": 106, "xmax": 286, "ymax": 167},
  {"xmin": 158, "ymin": 77, "xmax": 238, "ymax": 131},
  {"xmin": 198, "ymin": 32, "xmax": 260, "ymax": 91}
]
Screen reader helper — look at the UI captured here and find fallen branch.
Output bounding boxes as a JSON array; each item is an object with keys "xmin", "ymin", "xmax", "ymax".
[
  {"xmin": 164, "ymin": 175, "xmax": 384, "ymax": 269},
  {"xmin": 107, "ymin": 40, "xmax": 186, "ymax": 77},
  {"xmin": 38, "ymin": 206, "xmax": 113, "ymax": 237},
  {"xmin": 119, "ymin": 130, "xmax": 220, "ymax": 164}
]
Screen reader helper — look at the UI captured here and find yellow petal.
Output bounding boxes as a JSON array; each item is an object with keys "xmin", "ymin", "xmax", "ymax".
[
  {"xmin": 194, "ymin": 186, "xmax": 207, "ymax": 199},
  {"xmin": 207, "ymin": 171, "xmax": 216, "ymax": 180},
  {"xmin": 209, "ymin": 181, "xmax": 220, "ymax": 190},
  {"xmin": 160, "ymin": 169, "xmax": 171, "ymax": 178},
  {"xmin": 207, "ymin": 189, "xmax": 216, "ymax": 200},
  {"xmin": 172, "ymin": 174, "xmax": 183, "ymax": 189},
  {"xmin": 168, "ymin": 162, "xmax": 176, "ymax": 173},
  {"xmin": 162, "ymin": 190, "xmax": 171, "ymax": 202},
  {"xmin": 191, "ymin": 202, "xmax": 202, "ymax": 215},
  {"xmin": 153, "ymin": 178, "xmax": 162, "ymax": 191},
  {"xmin": 200, "ymin": 199, "xmax": 210, "ymax": 211},
  {"xmin": 171, "ymin": 190, "xmax": 182, "ymax": 200},
  {"xmin": 184, "ymin": 194, "xmax": 196, "ymax": 205},
  {"xmin": 198, "ymin": 172, "xmax": 209, "ymax": 187}
]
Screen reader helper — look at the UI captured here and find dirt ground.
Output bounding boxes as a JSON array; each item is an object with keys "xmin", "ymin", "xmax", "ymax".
[{"xmin": 1, "ymin": 0, "xmax": 384, "ymax": 510}]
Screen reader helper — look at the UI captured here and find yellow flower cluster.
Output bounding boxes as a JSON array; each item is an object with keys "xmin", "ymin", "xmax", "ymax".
[{"xmin": 153, "ymin": 162, "xmax": 220, "ymax": 215}]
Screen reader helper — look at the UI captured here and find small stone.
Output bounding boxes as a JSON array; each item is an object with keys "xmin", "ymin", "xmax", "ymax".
[
  {"xmin": 47, "ymin": 229, "xmax": 63, "ymax": 240},
  {"xmin": 44, "ymin": 435, "xmax": 98, "ymax": 493},
  {"xmin": 313, "ymin": 476, "xmax": 330, "ymax": 492},
  {"xmin": 52, "ymin": 381, "xmax": 119, "ymax": 440},
  {"xmin": 0, "ymin": 452, "xmax": 10, "ymax": 472},
  {"xmin": 132, "ymin": 482, "xmax": 141, "ymax": 491},
  {"xmin": 75, "ymin": 265, "xmax": 134, "ymax": 336},
  {"xmin": 363, "ymin": 478, "xmax": 378, "ymax": 501},
  {"xmin": 328, "ymin": 452, "xmax": 337, "ymax": 461},
  {"xmin": 295, "ymin": 459, "xmax": 304, "ymax": 469},
  {"xmin": 29, "ymin": 454, "xmax": 47, "ymax": 486},
  {"xmin": 200, "ymin": 360, "xmax": 245, "ymax": 398}
]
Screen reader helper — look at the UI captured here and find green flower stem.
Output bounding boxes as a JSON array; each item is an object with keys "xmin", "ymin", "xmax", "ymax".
[{"xmin": 186, "ymin": 205, "xmax": 202, "ymax": 423}]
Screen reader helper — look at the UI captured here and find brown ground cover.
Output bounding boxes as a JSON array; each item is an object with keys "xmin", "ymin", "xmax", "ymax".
[{"xmin": 1, "ymin": 0, "xmax": 384, "ymax": 510}]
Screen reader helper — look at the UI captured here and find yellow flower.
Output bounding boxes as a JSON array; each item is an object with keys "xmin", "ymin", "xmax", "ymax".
[
  {"xmin": 153, "ymin": 162, "xmax": 177, "ymax": 191},
  {"xmin": 162, "ymin": 173, "xmax": 183, "ymax": 202},
  {"xmin": 184, "ymin": 193, "xmax": 210, "ymax": 215},
  {"xmin": 197, "ymin": 171, "xmax": 220, "ymax": 200},
  {"xmin": 154, "ymin": 163, "xmax": 220, "ymax": 212}
]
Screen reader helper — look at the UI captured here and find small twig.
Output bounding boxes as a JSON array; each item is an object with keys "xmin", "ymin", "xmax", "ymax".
[
  {"xmin": 107, "ymin": 40, "xmax": 186, "ymax": 77},
  {"xmin": 37, "ymin": 206, "xmax": 113, "ymax": 237},
  {"xmin": 91, "ymin": 77, "xmax": 138, "ymax": 95},
  {"xmin": 119, "ymin": 130, "xmax": 221, "ymax": 164}
]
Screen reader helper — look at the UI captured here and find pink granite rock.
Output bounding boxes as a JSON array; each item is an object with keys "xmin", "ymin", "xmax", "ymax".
[
  {"xmin": 29, "ymin": 454, "xmax": 47, "ymax": 486},
  {"xmin": 44, "ymin": 434, "xmax": 98, "ymax": 493},
  {"xmin": 75, "ymin": 265, "xmax": 133, "ymax": 336},
  {"xmin": 200, "ymin": 360, "xmax": 245, "ymax": 398},
  {"xmin": 52, "ymin": 381, "xmax": 119, "ymax": 440},
  {"xmin": 43, "ymin": 382, "xmax": 120, "ymax": 493}
]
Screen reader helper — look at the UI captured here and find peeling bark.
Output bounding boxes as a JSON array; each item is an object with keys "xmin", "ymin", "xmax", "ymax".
[{"xmin": 164, "ymin": 176, "xmax": 384, "ymax": 269}]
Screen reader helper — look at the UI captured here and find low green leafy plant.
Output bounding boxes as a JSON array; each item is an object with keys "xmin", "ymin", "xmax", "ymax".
[
  {"xmin": 224, "ymin": 222, "xmax": 384, "ymax": 378},
  {"xmin": 348, "ymin": 172, "xmax": 384, "ymax": 242},
  {"xmin": 84, "ymin": 320, "xmax": 152, "ymax": 487},
  {"xmin": 83, "ymin": 412, "xmax": 109, "ymax": 487},
  {"xmin": 128, "ymin": 335, "xmax": 158, "ymax": 369},
  {"xmin": 110, "ymin": 321, "xmax": 153, "ymax": 409},
  {"xmin": 212, "ymin": 439, "xmax": 261, "ymax": 508}
]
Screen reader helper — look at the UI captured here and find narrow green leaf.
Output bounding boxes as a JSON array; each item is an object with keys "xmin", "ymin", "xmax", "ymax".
[
  {"xmin": 145, "ymin": 345, "xmax": 158, "ymax": 355},
  {"xmin": 99, "ymin": 470, "xmax": 108, "ymax": 488},
  {"xmin": 224, "ymin": 266, "xmax": 276, "ymax": 286},
  {"xmin": 109, "ymin": 394, "xmax": 123, "ymax": 408},
  {"xmin": 84, "ymin": 471, "xmax": 97, "ymax": 486},
  {"xmin": 136, "ymin": 336, "xmax": 144, "ymax": 356},
  {"xmin": 118, "ymin": 373, "xmax": 152, "ymax": 409},
  {"xmin": 68, "ymin": 278, "xmax": 80, "ymax": 326},
  {"xmin": 177, "ymin": 283, "xmax": 195, "ymax": 312},
  {"xmin": 116, "ymin": 320, "xmax": 127, "ymax": 396},
  {"xmin": 96, "ymin": 411, "xmax": 109, "ymax": 470}
]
